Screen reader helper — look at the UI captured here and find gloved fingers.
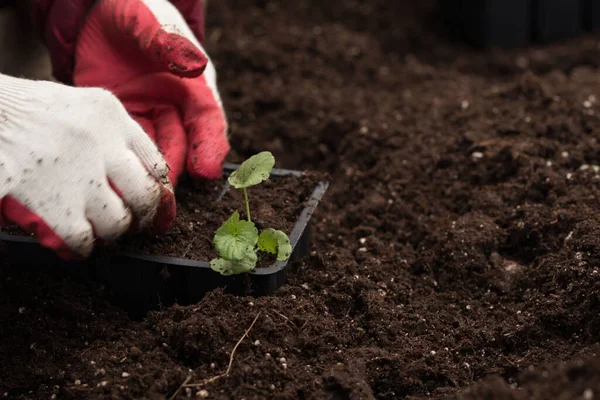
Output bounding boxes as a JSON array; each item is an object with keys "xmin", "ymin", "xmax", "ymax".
[
  {"xmin": 0, "ymin": 199, "xmax": 8, "ymax": 226},
  {"xmin": 122, "ymin": 109, "xmax": 177, "ymax": 234},
  {"xmin": 0, "ymin": 195, "xmax": 94, "ymax": 259},
  {"xmin": 153, "ymin": 106, "xmax": 187, "ymax": 186},
  {"xmin": 0, "ymin": 155, "xmax": 15, "ymax": 201},
  {"xmin": 85, "ymin": 181, "xmax": 133, "ymax": 241},
  {"xmin": 0, "ymin": 157, "xmax": 16, "ymax": 226},
  {"xmin": 132, "ymin": 114, "xmax": 157, "ymax": 142},
  {"xmin": 86, "ymin": 0, "xmax": 207, "ymax": 78},
  {"xmin": 161, "ymin": 0, "xmax": 207, "ymax": 42},
  {"xmin": 105, "ymin": 149, "xmax": 165, "ymax": 232},
  {"xmin": 130, "ymin": 108, "xmax": 186, "ymax": 186},
  {"xmin": 123, "ymin": 111, "xmax": 172, "ymax": 189},
  {"xmin": 148, "ymin": 28, "xmax": 208, "ymax": 78},
  {"xmin": 182, "ymin": 80, "xmax": 230, "ymax": 180},
  {"xmin": 185, "ymin": 109, "xmax": 229, "ymax": 180}
]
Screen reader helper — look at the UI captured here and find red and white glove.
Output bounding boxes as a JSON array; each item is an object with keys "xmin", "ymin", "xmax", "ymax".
[
  {"xmin": 31, "ymin": 0, "xmax": 207, "ymax": 83},
  {"xmin": 73, "ymin": 0, "xmax": 229, "ymax": 185},
  {"xmin": 31, "ymin": 0, "xmax": 228, "ymax": 184},
  {"xmin": 0, "ymin": 73, "xmax": 176, "ymax": 259}
]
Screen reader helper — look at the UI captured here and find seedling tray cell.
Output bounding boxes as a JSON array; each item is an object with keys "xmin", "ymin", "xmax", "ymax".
[{"xmin": 0, "ymin": 164, "xmax": 328, "ymax": 317}]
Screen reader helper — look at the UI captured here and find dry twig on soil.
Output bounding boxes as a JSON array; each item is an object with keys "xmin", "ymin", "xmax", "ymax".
[{"xmin": 169, "ymin": 311, "xmax": 262, "ymax": 399}]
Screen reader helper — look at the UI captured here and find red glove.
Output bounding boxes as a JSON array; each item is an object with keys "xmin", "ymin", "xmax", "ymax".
[
  {"xmin": 30, "ymin": 0, "xmax": 228, "ymax": 184},
  {"xmin": 31, "ymin": 0, "xmax": 206, "ymax": 83}
]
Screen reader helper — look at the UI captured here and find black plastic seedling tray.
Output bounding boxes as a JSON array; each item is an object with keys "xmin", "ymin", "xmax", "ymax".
[
  {"xmin": 0, "ymin": 164, "xmax": 328, "ymax": 317},
  {"xmin": 439, "ymin": 0, "xmax": 591, "ymax": 48}
]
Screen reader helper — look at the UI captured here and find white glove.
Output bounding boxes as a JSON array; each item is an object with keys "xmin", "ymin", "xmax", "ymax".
[{"xmin": 0, "ymin": 73, "xmax": 175, "ymax": 258}]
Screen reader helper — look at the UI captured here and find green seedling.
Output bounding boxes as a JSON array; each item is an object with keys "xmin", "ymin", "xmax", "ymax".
[{"xmin": 210, "ymin": 152, "xmax": 292, "ymax": 276}]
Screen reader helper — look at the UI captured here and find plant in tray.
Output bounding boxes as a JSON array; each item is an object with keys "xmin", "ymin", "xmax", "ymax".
[{"xmin": 210, "ymin": 152, "xmax": 292, "ymax": 276}]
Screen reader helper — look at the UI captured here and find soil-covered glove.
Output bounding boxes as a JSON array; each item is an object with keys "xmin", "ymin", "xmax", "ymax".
[
  {"xmin": 0, "ymin": 73, "xmax": 176, "ymax": 259},
  {"xmin": 30, "ymin": 0, "xmax": 206, "ymax": 83},
  {"xmin": 73, "ymin": 0, "xmax": 230, "ymax": 184}
]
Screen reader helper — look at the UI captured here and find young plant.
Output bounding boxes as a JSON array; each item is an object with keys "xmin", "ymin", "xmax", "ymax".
[{"xmin": 210, "ymin": 152, "xmax": 292, "ymax": 276}]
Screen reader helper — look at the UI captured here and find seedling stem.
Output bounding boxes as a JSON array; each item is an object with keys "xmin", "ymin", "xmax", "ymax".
[
  {"xmin": 244, "ymin": 187, "xmax": 251, "ymax": 222},
  {"xmin": 210, "ymin": 151, "xmax": 292, "ymax": 276}
]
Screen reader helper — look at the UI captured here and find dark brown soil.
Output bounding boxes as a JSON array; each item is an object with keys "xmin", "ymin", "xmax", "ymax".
[
  {"xmin": 2, "ymin": 173, "xmax": 322, "ymax": 264},
  {"xmin": 2, "ymin": 0, "xmax": 600, "ymax": 399},
  {"xmin": 117, "ymin": 173, "xmax": 322, "ymax": 262}
]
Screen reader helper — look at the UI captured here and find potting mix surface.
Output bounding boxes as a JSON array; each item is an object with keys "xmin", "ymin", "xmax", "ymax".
[
  {"xmin": 2, "ymin": 0, "xmax": 600, "ymax": 398},
  {"xmin": 112, "ymin": 173, "xmax": 322, "ymax": 263},
  {"xmin": 1, "ymin": 173, "xmax": 322, "ymax": 265}
]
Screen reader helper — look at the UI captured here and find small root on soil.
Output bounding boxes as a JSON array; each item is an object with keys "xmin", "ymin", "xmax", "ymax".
[{"xmin": 169, "ymin": 311, "xmax": 262, "ymax": 399}]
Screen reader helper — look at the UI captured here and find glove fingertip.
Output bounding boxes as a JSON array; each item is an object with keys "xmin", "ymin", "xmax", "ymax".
[
  {"xmin": 187, "ymin": 148, "xmax": 229, "ymax": 181},
  {"xmin": 153, "ymin": 31, "xmax": 208, "ymax": 78},
  {"xmin": 1, "ymin": 196, "xmax": 86, "ymax": 260},
  {"xmin": 186, "ymin": 129, "xmax": 231, "ymax": 180},
  {"xmin": 0, "ymin": 198, "xmax": 8, "ymax": 226},
  {"xmin": 187, "ymin": 162, "xmax": 224, "ymax": 181},
  {"xmin": 149, "ymin": 187, "xmax": 177, "ymax": 234}
]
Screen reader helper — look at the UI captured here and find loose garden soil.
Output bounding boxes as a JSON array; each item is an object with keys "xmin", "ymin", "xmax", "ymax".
[
  {"xmin": 2, "ymin": 0, "xmax": 600, "ymax": 398},
  {"xmin": 2, "ymin": 173, "xmax": 323, "ymax": 265},
  {"xmin": 113, "ymin": 172, "xmax": 322, "ymax": 263}
]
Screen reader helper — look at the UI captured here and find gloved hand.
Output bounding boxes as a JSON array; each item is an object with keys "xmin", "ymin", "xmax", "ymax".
[
  {"xmin": 73, "ymin": 0, "xmax": 230, "ymax": 185},
  {"xmin": 0, "ymin": 73, "xmax": 176, "ymax": 259}
]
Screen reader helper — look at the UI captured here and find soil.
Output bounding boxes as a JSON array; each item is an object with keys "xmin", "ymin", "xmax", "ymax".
[
  {"xmin": 112, "ymin": 172, "xmax": 321, "ymax": 263},
  {"xmin": 2, "ymin": 0, "xmax": 600, "ymax": 399},
  {"xmin": 2, "ymin": 173, "xmax": 322, "ymax": 265}
]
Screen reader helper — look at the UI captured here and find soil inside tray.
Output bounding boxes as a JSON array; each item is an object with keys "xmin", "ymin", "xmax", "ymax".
[
  {"xmin": 4, "ymin": 0, "xmax": 600, "ymax": 399},
  {"xmin": 1, "ymin": 173, "xmax": 324, "ymax": 265},
  {"xmin": 116, "ymin": 172, "xmax": 323, "ymax": 263}
]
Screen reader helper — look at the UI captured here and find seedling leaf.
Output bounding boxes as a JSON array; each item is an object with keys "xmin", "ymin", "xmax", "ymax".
[
  {"xmin": 213, "ymin": 211, "xmax": 258, "ymax": 261},
  {"xmin": 258, "ymin": 228, "xmax": 292, "ymax": 261},
  {"xmin": 210, "ymin": 250, "xmax": 258, "ymax": 276},
  {"xmin": 228, "ymin": 151, "xmax": 275, "ymax": 189}
]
